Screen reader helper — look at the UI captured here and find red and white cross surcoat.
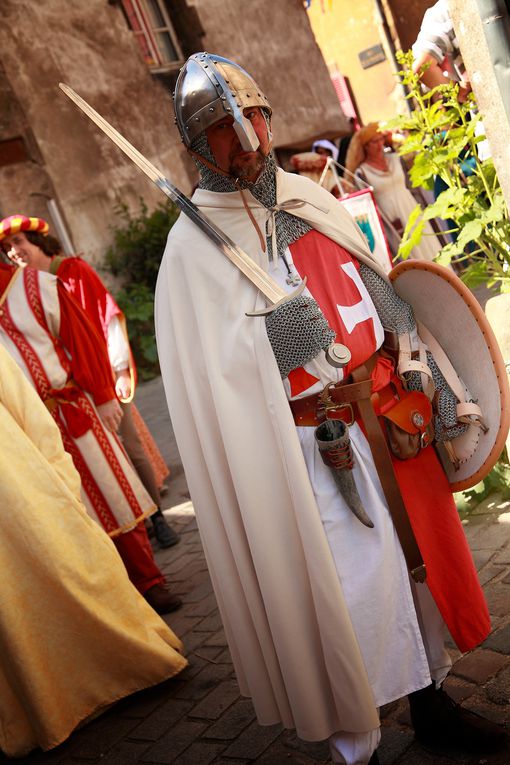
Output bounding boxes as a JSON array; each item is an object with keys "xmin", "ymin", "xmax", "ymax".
[
  {"xmin": 0, "ymin": 265, "xmax": 154, "ymax": 536},
  {"xmin": 277, "ymin": 231, "xmax": 489, "ymax": 694}
]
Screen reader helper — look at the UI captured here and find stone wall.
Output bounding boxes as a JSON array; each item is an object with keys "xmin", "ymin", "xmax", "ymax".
[
  {"xmin": 0, "ymin": 0, "xmax": 346, "ymax": 264},
  {"xmin": 0, "ymin": 0, "xmax": 194, "ymax": 265},
  {"xmin": 194, "ymin": 0, "xmax": 349, "ymax": 148}
]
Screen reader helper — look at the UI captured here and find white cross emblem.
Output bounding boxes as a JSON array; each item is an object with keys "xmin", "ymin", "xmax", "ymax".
[{"xmin": 336, "ymin": 262, "xmax": 384, "ymax": 345}]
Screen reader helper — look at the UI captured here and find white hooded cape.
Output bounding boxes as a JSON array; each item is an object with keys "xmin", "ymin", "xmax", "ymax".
[{"xmin": 155, "ymin": 170, "xmax": 392, "ymax": 738}]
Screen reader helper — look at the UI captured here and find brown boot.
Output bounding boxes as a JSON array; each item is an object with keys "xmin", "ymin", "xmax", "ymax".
[{"xmin": 144, "ymin": 584, "xmax": 182, "ymax": 614}]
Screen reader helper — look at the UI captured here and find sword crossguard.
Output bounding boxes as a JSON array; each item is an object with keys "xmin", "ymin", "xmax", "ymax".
[{"xmin": 245, "ymin": 277, "xmax": 308, "ymax": 317}]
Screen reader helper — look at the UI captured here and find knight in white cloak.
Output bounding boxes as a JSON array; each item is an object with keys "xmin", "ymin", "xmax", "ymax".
[{"xmin": 155, "ymin": 53, "xmax": 507, "ymax": 765}]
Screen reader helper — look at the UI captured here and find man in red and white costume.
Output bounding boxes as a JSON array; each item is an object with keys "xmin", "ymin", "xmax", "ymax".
[
  {"xmin": 155, "ymin": 53, "xmax": 506, "ymax": 764},
  {"xmin": 0, "ymin": 214, "xmax": 179, "ymax": 551},
  {"xmin": 0, "ymin": 232, "xmax": 180, "ymax": 615}
]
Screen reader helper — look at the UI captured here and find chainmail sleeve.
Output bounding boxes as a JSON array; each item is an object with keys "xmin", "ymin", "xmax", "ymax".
[{"xmin": 359, "ymin": 263, "xmax": 467, "ymax": 441}]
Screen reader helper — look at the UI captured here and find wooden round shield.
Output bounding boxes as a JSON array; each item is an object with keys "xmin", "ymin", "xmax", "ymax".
[{"xmin": 390, "ymin": 261, "xmax": 510, "ymax": 491}]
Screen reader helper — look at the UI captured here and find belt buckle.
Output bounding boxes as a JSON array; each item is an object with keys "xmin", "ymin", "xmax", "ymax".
[{"xmin": 317, "ymin": 383, "xmax": 355, "ymax": 426}]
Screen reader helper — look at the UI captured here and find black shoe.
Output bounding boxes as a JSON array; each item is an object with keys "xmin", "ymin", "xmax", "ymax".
[
  {"xmin": 368, "ymin": 751, "xmax": 379, "ymax": 765},
  {"xmin": 408, "ymin": 681, "xmax": 508, "ymax": 754},
  {"xmin": 151, "ymin": 511, "xmax": 180, "ymax": 548}
]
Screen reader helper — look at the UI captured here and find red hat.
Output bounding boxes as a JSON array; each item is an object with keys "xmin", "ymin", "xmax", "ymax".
[{"xmin": 0, "ymin": 214, "xmax": 49, "ymax": 242}]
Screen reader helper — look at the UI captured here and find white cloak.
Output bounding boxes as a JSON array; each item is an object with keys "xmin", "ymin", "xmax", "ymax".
[{"xmin": 155, "ymin": 170, "xmax": 437, "ymax": 739}]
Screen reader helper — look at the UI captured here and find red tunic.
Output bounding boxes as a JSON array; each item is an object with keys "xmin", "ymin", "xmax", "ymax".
[
  {"xmin": 52, "ymin": 256, "xmax": 122, "ymax": 343},
  {"xmin": 0, "ymin": 264, "xmax": 115, "ymax": 407}
]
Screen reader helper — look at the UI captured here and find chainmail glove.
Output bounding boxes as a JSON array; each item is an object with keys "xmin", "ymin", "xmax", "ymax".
[{"xmin": 265, "ymin": 294, "xmax": 336, "ymax": 379}]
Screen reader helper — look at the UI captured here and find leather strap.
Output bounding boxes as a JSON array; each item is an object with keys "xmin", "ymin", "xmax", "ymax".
[
  {"xmin": 398, "ymin": 331, "xmax": 434, "ymax": 399},
  {"xmin": 417, "ymin": 321, "xmax": 465, "ymax": 402},
  {"xmin": 289, "ymin": 378, "xmax": 371, "ymax": 427},
  {"xmin": 351, "ymin": 363, "xmax": 427, "ymax": 584}
]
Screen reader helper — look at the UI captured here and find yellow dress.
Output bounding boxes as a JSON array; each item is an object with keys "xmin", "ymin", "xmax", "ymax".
[{"xmin": 0, "ymin": 345, "xmax": 187, "ymax": 757}]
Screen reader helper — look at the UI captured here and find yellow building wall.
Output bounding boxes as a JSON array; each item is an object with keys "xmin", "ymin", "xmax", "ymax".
[{"xmin": 306, "ymin": 0, "xmax": 406, "ymax": 124}]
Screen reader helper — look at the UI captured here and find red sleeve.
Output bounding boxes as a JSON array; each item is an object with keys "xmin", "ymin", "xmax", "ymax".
[
  {"xmin": 57, "ymin": 280, "xmax": 116, "ymax": 405},
  {"xmin": 57, "ymin": 257, "xmax": 123, "ymax": 341}
]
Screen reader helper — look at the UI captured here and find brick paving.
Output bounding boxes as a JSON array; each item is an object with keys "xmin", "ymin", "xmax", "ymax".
[{"xmin": 4, "ymin": 376, "xmax": 510, "ymax": 765}]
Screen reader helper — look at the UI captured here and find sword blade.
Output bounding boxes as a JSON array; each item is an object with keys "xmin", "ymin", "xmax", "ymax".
[{"xmin": 59, "ymin": 83, "xmax": 285, "ymax": 305}]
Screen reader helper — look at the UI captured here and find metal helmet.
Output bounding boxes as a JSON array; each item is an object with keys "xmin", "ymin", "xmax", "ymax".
[{"xmin": 173, "ymin": 52, "xmax": 271, "ymax": 152}]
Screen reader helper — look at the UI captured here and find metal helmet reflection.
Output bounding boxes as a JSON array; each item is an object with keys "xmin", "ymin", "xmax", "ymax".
[{"xmin": 173, "ymin": 52, "xmax": 271, "ymax": 152}]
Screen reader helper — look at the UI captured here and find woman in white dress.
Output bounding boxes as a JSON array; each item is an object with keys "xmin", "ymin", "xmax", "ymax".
[{"xmin": 345, "ymin": 123, "xmax": 441, "ymax": 262}]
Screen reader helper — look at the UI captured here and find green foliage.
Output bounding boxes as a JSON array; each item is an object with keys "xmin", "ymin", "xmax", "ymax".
[
  {"xmin": 104, "ymin": 199, "xmax": 180, "ymax": 377},
  {"xmin": 115, "ymin": 283, "xmax": 159, "ymax": 380},
  {"xmin": 387, "ymin": 51, "xmax": 510, "ymax": 292},
  {"xmin": 105, "ymin": 199, "xmax": 179, "ymax": 291}
]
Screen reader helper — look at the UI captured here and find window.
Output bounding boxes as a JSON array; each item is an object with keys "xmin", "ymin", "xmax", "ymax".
[{"xmin": 121, "ymin": 0, "xmax": 183, "ymax": 72}]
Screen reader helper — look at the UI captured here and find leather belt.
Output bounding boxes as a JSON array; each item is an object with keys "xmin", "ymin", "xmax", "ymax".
[{"xmin": 289, "ymin": 379, "xmax": 375, "ymax": 427}]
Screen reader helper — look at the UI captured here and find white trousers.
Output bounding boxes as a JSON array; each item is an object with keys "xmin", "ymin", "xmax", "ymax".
[{"xmin": 328, "ymin": 580, "xmax": 452, "ymax": 765}]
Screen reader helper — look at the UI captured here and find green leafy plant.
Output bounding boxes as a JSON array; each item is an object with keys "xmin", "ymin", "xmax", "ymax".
[
  {"xmin": 387, "ymin": 50, "xmax": 510, "ymax": 293},
  {"xmin": 114, "ymin": 283, "xmax": 159, "ymax": 380},
  {"xmin": 389, "ymin": 52, "xmax": 510, "ymax": 509},
  {"xmin": 105, "ymin": 199, "xmax": 180, "ymax": 290},
  {"xmin": 104, "ymin": 198, "xmax": 180, "ymax": 377}
]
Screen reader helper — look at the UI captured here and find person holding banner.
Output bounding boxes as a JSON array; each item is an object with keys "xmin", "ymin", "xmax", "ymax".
[{"xmin": 345, "ymin": 123, "xmax": 441, "ymax": 262}]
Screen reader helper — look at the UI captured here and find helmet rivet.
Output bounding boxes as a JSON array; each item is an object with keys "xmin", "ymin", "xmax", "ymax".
[
  {"xmin": 195, "ymin": 117, "xmax": 200, "ymax": 121},
  {"xmin": 221, "ymin": 95, "xmax": 226, "ymax": 100},
  {"xmin": 226, "ymin": 106, "xmax": 231, "ymax": 111},
  {"xmin": 209, "ymin": 107, "xmax": 215, "ymax": 111}
]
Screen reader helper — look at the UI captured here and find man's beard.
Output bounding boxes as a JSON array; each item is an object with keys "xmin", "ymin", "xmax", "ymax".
[{"xmin": 229, "ymin": 149, "xmax": 266, "ymax": 183}]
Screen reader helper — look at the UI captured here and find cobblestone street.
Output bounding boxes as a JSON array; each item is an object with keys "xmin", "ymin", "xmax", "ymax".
[{"xmin": 5, "ymin": 377, "xmax": 510, "ymax": 765}]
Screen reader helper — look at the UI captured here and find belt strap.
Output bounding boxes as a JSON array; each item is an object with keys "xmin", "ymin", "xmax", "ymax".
[{"xmin": 351, "ymin": 363, "xmax": 426, "ymax": 584}]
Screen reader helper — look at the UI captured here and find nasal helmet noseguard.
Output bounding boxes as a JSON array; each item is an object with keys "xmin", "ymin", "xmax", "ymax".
[{"xmin": 173, "ymin": 52, "xmax": 271, "ymax": 152}]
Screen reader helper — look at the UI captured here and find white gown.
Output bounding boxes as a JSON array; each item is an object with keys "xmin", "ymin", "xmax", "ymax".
[{"xmin": 360, "ymin": 154, "xmax": 441, "ymax": 262}]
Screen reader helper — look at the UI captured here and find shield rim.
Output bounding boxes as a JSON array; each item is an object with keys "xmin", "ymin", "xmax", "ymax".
[{"xmin": 389, "ymin": 260, "xmax": 510, "ymax": 492}]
